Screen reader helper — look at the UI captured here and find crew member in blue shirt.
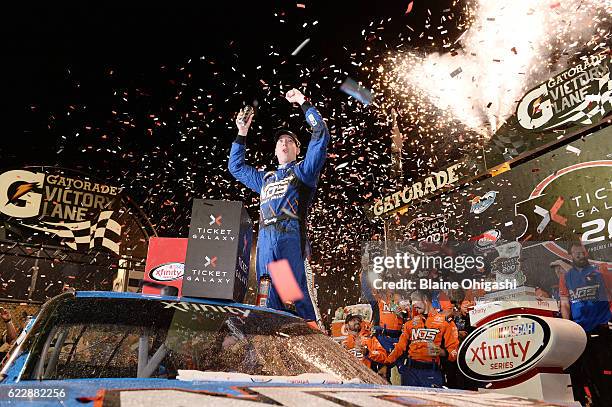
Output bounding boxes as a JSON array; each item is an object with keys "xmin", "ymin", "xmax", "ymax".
[{"xmin": 559, "ymin": 242, "xmax": 612, "ymax": 406}]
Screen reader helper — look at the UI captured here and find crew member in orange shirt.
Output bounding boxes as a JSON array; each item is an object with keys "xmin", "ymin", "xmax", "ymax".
[
  {"xmin": 384, "ymin": 290, "xmax": 459, "ymax": 387},
  {"xmin": 342, "ymin": 314, "xmax": 387, "ymax": 370},
  {"xmin": 378, "ymin": 293, "xmax": 405, "ymax": 332}
]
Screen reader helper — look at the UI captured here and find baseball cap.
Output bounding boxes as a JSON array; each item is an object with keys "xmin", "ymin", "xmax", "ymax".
[{"xmin": 274, "ymin": 129, "xmax": 301, "ymax": 148}]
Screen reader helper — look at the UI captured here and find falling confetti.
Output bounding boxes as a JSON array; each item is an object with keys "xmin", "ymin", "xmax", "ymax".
[
  {"xmin": 339, "ymin": 77, "xmax": 373, "ymax": 105},
  {"xmin": 449, "ymin": 67, "xmax": 462, "ymax": 78},
  {"xmin": 405, "ymin": 1, "xmax": 414, "ymax": 15},
  {"xmin": 291, "ymin": 38, "xmax": 311, "ymax": 56},
  {"xmin": 268, "ymin": 259, "xmax": 304, "ymax": 303},
  {"xmin": 335, "ymin": 162, "xmax": 350, "ymax": 170},
  {"xmin": 3, "ymin": 1, "xmax": 610, "ymax": 327}
]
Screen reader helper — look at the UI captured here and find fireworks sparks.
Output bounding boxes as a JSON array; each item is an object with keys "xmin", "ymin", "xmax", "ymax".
[{"xmin": 372, "ymin": 0, "xmax": 612, "ymax": 140}]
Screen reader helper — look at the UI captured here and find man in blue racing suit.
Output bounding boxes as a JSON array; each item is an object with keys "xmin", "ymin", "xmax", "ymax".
[{"xmin": 228, "ymin": 88, "xmax": 329, "ymax": 326}]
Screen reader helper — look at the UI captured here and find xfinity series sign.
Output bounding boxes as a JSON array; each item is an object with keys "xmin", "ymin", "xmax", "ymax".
[
  {"xmin": 458, "ymin": 314, "xmax": 551, "ymax": 382},
  {"xmin": 149, "ymin": 262, "xmax": 184, "ymax": 282},
  {"xmin": 516, "ymin": 53, "xmax": 611, "ymax": 132}
]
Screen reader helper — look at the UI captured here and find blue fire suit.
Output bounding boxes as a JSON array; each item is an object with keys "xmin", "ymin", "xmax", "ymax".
[{"xmin": 228, "ymin": 101, "xmax": 329, "ymax": 321}]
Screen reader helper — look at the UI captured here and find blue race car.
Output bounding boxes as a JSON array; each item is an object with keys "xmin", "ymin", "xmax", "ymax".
[{"xmin": 0, "ymin": 291, "xmax": 560, "ymax": 406}]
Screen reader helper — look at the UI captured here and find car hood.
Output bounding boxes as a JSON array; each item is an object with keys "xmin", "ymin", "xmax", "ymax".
[{"xmin": 0, "ymin": 378, "xmax": 567, "ymax": 406}]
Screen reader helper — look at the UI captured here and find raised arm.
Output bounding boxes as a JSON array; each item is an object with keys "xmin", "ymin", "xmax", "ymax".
[
  {"xmin": 285, "ymin": 89, "xmax": 330, "ymax": 188},
  {"xmin": 228, "ymin": 106, "xmax": 265, "ymax": 193}
]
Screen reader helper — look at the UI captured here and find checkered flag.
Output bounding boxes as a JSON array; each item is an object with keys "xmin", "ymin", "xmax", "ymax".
[
  {"xmin": 22, "ymin": 210, "xmax": 122, "ymax": 255},
  {"xmin": 88, "ymin": 211, "xmax": 121, "ymax": 254}
]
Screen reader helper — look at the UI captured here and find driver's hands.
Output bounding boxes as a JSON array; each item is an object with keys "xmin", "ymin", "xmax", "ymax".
[
  {"xmin": 285, "ymin": 88, "xmax": 306, "ymax": 105},
  {"xmin": 235, "ymin": 106, "xmax": 254, "ymax": 136}
]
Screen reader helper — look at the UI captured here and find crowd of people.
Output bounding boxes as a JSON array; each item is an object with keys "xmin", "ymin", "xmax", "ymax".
[
  {"xmin": 339, "ymin": 289, "xmax": 477, "ymax": 389},
  {"xmin": 339, "ymin": 242, "xmax": 611, "ymax": 406}
]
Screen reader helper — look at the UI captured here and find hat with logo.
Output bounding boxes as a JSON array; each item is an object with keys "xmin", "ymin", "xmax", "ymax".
[{"xmin": 274, "ymin": 129, "xmax": 301, "ymax": 148}]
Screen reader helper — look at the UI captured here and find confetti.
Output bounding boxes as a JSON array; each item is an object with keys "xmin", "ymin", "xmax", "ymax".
[
  {"xmin": 339, "ymin": 77, "xmax": 373, "ymax": 105},
  {"xmin": 267, "ymin": 260, "xmax": 304, "ymax": 303},
  {"xmin": 565, "ymin": 145, "xmax": 581, "ymax": 155},
  {"xmin": 6, "ymin": 0, "xmax": 610, "ymax": 329},
  {"xmin": 291, "ymin": 38, "xmax": 311, "ymax": 56},
  {"xmin": 450, "ymin": 67, "xmax": 462, "ymax": 78},
  {"xmin": 335, "ymin": 162, "xmax": 350, "ymax": 170},
  {"xmin": 405, "ymin": 1, "xmax": 414, "ymax": 15}
]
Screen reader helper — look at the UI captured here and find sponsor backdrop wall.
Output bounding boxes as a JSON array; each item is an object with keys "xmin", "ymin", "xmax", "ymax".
[
  {"xmin": 485, "ymin": 53, "xmax": 611, "ymax": 167},
  {"xmin": 367, "ymin": 51, "xmax": 611, "ymax": 221},
  {"xmin": 391, "ymin": 125, "xmax": 611, "ymax": 294}
]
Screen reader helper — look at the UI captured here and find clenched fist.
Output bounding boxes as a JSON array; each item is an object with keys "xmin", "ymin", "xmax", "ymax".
[{"xmin": 285, "ymin": 88, "xmax": 306, "ymax": 105}]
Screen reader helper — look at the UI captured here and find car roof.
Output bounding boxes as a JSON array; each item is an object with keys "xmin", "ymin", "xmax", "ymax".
[{"xmin": 74, "ymin": 291, "xmax": 299, "ymax": 319}]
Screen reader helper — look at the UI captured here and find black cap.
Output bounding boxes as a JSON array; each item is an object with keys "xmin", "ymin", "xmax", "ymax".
[{"xmin": 274, "ymin": 129, "xmax": 301, "ymax": 148}]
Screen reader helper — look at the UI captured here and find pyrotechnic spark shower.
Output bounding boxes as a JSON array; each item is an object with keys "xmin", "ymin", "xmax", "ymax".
[{"xmin": 378, "ymin": 0, "xmax": 612, "ymax": 138}]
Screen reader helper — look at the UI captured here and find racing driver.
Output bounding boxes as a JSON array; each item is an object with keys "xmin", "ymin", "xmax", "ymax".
[{"xmin": 228, "ymin": 88, "xmax": 329, "ymax": 328}]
